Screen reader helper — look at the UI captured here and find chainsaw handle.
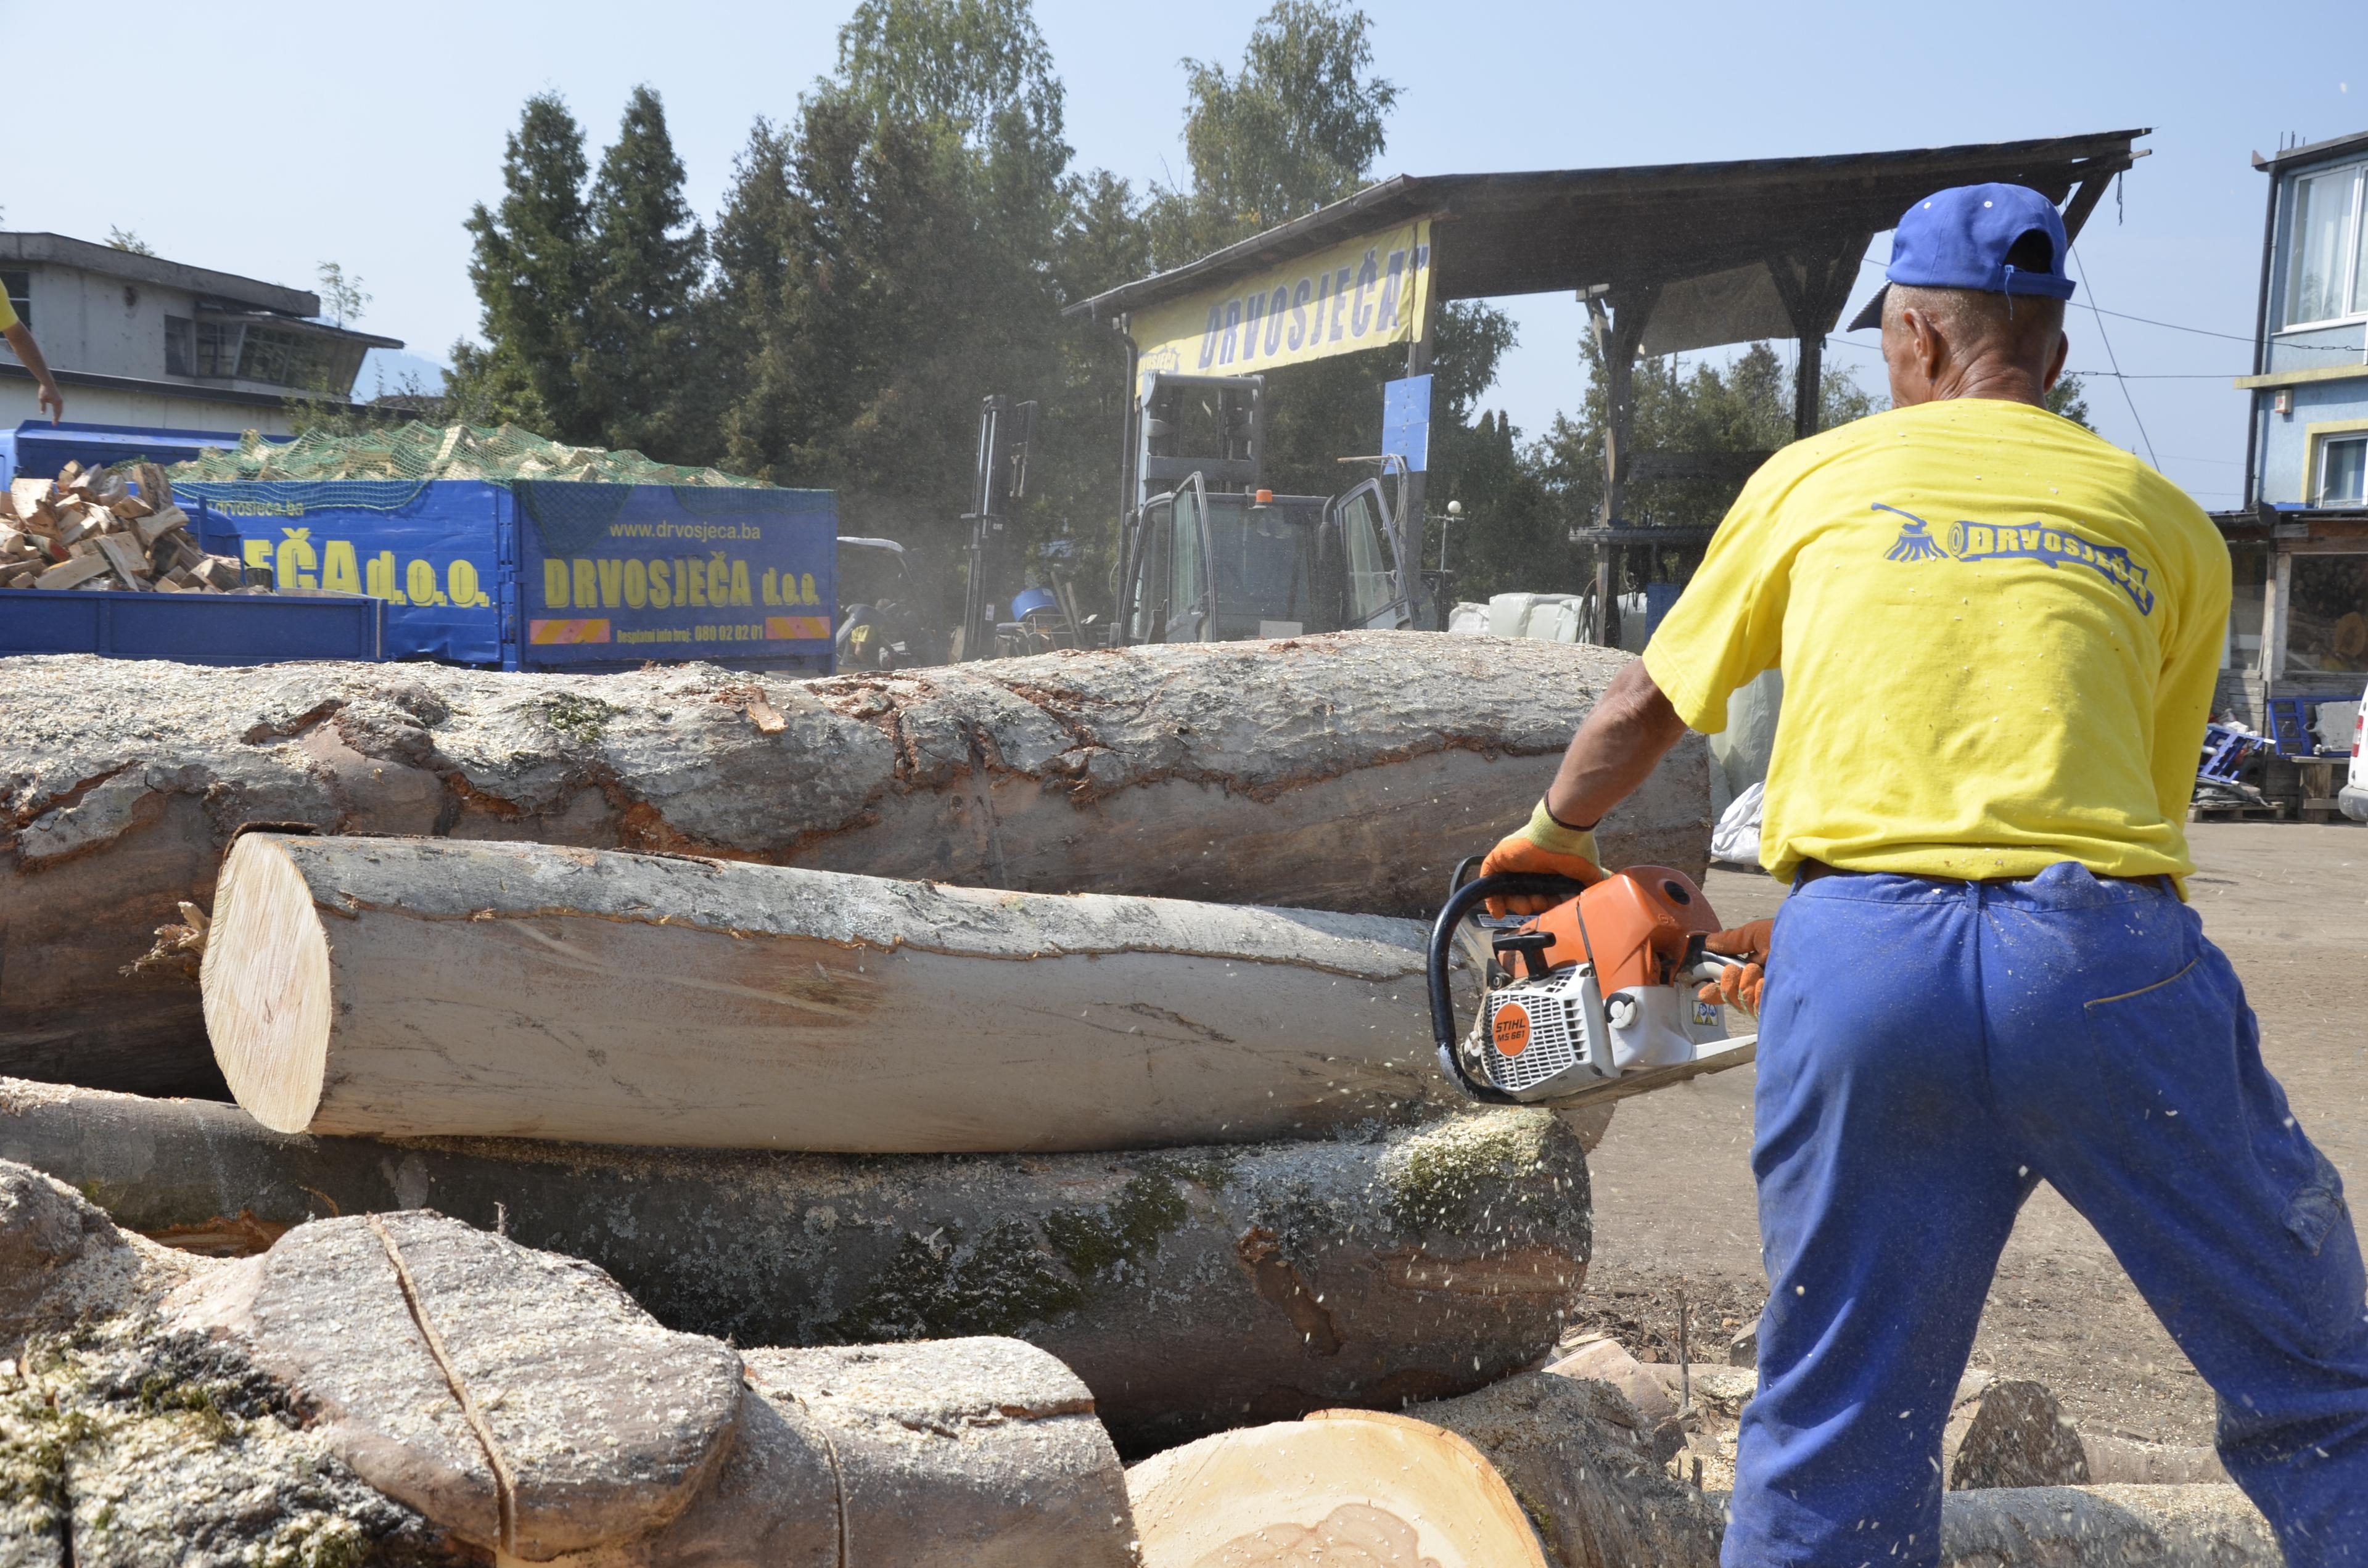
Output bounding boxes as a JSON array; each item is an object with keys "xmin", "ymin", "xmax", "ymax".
[{"xmin": 1426, "ymin": 872, "xmax": 1594, "ymax": 1106}]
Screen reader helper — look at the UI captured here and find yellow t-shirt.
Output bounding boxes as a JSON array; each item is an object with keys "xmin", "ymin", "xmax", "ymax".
[
  {"xmin": 0, "ymin": 290, "xmax": 17, "ymax": 333},
  {"xmin": 1643, "ymin": 397, "xmax": 2229, "ymax": 884}
]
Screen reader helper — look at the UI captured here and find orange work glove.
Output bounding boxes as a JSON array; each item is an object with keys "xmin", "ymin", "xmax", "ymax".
[
  {"xmin": 1478, "ymin": 800, "xmax": 1606, "ymax": 915},
  {"xmin": 1698, "ymin": 917, "xmax": 1775, "ymax": 1017}
]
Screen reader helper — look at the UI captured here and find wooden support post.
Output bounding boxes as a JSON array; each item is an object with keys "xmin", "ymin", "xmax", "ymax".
[
  {"xmin": 1793, "ymin": 334, "xmax": 1825, "ymax": 444},
  {"xmin": 2267, "ymin": 549, "xmax": 2293, "ymax": 684},
  {"xmin": 1402, "ymin": 255, "xmax": 1444, "ymax": 625},
  {"xmin": 1767, "ymin": 245, "xmax": 1868, "ymax": 443},
  {"xmin": 1587, "ymin": 285, "xmax": 1660, "ymax": 529},
  {"xmin": 2058, "ymin": 171, "xmax": 2116, "ymax": 244}
]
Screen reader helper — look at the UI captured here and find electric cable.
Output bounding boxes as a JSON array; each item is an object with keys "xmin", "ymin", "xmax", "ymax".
[
  {"xmin": 2070, "ymin": 245, "xmax": 2160, "ymax": 469},
  {"xmin": 1854, "ymin": 252, "xmax": 2351, "ymax": 348}
]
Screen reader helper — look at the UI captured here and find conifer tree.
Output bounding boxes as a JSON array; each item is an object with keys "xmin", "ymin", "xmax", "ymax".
[
  {"xmin": 448, "ymin": 93, "xmax": 594, "ymax": 438},
  {"xmin": 582, "ymin": 86, "xmax": 708, "ymax": 459}
]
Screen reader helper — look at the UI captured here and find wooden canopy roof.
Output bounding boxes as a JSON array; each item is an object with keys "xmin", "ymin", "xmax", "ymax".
[{"xmin": 1071, "ymin": 129, "xmax": 2147, "ymax": 355}]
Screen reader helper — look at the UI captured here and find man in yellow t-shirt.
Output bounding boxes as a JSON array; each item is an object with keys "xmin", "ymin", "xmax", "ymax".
[
  {"xmin": 0, "ymin": 287, "xmax": 65, "ymax": 424},
  {"xmin": 1479, "ymin": 184, "xmax": 2367, "ymax": 1567}
]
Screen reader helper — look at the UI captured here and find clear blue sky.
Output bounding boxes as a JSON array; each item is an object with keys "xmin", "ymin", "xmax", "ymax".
[{"xmin": 13, "ymin": 1, "xmax": 2360, "ymax": 507}]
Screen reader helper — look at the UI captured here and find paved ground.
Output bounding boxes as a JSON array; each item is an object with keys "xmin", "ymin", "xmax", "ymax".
[{"xmin": 1572, "ymin": 821, "xmax": 2368, "ymax": 1447}]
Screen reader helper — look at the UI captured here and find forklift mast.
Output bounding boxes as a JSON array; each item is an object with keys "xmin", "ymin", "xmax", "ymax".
[
  {"xmin": 958, "ymin": 395, "xmax": 1036, "ymax": 661},
  {"xmin": 1133, "ymin": 373, "xmax": 1265, "ymax": 509}
]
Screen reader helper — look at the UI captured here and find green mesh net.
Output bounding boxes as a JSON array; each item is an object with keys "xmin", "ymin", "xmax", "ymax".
[{"xmin": 168, "ymin": 422, "xmax": 773, "ymax": 491}]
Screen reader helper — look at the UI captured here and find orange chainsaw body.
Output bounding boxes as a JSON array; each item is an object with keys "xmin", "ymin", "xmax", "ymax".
[{"xmin": 1513, "ymin": 866, "xmax": 1724, "ymax": 990}]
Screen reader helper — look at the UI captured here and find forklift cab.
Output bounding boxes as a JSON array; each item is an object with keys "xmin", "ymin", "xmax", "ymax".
[{"xmin": 1117, "ymin": 472, "xmax": 1421, "ymax": 644}]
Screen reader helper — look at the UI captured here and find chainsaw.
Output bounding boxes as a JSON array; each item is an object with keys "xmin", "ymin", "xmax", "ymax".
[{"xmin": 1427, "ymin": 862, "xmax": 1760, "ymax": 1109}]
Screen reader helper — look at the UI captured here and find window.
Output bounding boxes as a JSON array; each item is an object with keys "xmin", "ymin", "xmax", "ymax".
[
  {"xmin": 163, "ymin": 316, "xmax": 194, "ymax": 377},
  {"xmin": 2285, "ymin": 163, "xmax": 2367, "ymax": 326},
  {"xmin": 2287, "ymin": 554, "xmax": 2368, "ymax": 673},
  {"xmin": 1168, "ymin": 482, "xmax": 1209, "ymax": 639},
  {"xmin": 1336, "ymin": 484, "xmax": 1401, "ymax": 626},
  {"xmin": 2321, "ymin": 434, "xmax": 2367, "ymax": 507},
  {"xmin": 0, "ymin": 271, "xmax": 27, "ymax": 327},
  {"xmin": 234, "ymin": 324, "xmax": 339, "ymax": 390},
  {"xmin": 195, "ymin": 319, "xmax": 241, "ymax": 377}
]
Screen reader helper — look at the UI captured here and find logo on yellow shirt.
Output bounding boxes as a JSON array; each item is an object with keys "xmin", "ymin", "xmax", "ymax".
[{"xmin": 1875, "ymin": 503, "xmax": 2154, "ymax": 616}]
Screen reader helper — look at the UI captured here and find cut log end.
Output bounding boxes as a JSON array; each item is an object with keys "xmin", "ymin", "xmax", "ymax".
[
  {"xmin": 200, "ymin": 837, "xmax": 331, "ymax": 1133},
  {"xmin": 1128, "ymin": 1410, "xmax": 1550, "ymax": 1568}
]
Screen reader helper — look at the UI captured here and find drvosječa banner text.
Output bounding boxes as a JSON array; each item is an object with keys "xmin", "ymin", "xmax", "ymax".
[{"xmin": 1129, "ymin": 219, "xmax": 1432, "ymax": 379}]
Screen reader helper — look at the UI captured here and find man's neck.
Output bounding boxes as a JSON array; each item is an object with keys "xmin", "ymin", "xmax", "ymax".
[{"xmin": 1923, "ymin": 360, "xmax": 2051, "ymax": 408}]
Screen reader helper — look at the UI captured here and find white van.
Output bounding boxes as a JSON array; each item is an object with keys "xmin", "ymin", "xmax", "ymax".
[{"xmin": 2344, "ymin": 686, "xmax": 2368, "ymax": 823}]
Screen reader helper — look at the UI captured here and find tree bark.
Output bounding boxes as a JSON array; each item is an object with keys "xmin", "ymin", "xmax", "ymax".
[
  {"xmin": 1942, "ymin": 1376, "xmax": 2091, "ymax": 1491},
  {"xmin": 4, "ymin": 1160, "xmax": 1139, "ymax": 1567},
  {"xmin": 0, "ymin": 633, "xmax": 1709, "ymax": 1097},
  {"xmin": 1408, "ymin": 1372, "xmax": 1726, "ymax": 1568},
  {"xmin": 201, "ymin": 832, "xmax": 1453, "ymax": 1152},
  {"xmin": 1938, "ymin": 1484, "xmax": 2278, "ymax": 1566},
  {"xmin": 0, "ymin": 1079, "xmax": 1594, "ymax": 1453}
]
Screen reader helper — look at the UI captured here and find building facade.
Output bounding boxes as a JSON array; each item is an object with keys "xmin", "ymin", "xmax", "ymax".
[
  {"xmin": 0, "ymin": 232, "xmax": 400, "ymax": 436},
  {"xmin": 2218, "ymin": 129, "xmax": 2368, "ymax": 731}
]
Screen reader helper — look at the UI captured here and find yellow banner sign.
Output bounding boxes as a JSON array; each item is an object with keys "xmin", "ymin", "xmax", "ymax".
[{"xmin": 1130, "ymin": 218, "xmax": 1431, "ymax": 378}]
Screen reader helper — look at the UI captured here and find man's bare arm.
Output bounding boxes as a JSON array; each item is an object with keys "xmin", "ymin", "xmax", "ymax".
[
  {"xmin": 5, "ymin": 324, "xmax": 62, "ymax": 423},
  {"xmin": 1542, "ymin": 659, "xmax": 1692, "ymax": 828}
]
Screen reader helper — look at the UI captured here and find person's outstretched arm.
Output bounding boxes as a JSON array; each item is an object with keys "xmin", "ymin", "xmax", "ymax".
[
  {"xmin": 1540, "ymin": 659, "xmax": 1692, "ymax": 827},
  {"xmin": 1476, "ymin": 660, "xmax": 1692, "ymax": 913},
  {"xmin": 5, "ymin": 324, "xmax": 62, "ymax": 423}
]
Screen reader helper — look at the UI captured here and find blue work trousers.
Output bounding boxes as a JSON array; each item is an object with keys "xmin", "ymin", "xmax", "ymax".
[{"xmin": 1722, "ymin": 863, "xmax": 2368, "ymax": 1567}]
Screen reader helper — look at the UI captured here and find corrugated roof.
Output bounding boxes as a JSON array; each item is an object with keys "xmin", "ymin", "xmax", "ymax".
[{"xmin": 1070, "ymin": 129, "xmax": 2147, "ymax": 323}]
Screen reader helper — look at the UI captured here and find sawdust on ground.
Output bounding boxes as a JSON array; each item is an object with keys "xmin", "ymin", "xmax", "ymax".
[{"xmin": 1574, "ymin": 820, "xmax": 2368, "ymax": 1449}]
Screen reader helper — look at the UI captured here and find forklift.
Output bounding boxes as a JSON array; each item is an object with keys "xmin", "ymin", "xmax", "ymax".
[{"xmin": 1110, "ymin": 372, "xmax": 1433, "ymax": 646}]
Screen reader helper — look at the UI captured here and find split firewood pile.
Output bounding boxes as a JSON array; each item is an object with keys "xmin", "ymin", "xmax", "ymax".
[
  {"xmin": 0, "ymin": 462, "xmax": 248, "ymax": 593},
  {"xmin": 0, "ymin": 633, "xmax": 2285, "ymax": 1565}
]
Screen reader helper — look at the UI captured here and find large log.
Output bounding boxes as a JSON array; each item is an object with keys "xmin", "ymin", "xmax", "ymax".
[
  {"xmin": 1939, "ymin": 1485, "xmax": 2278, "ymax": 1566},
  {"xmin": 1127, "ymin": 1373, "xmax": 1729, "ymax": 1568},
  {"xmin": 0, "ymin": 633, "xmax": 1709, "ymax": 1096},
  {"xmin": 1128, "ymin": 1375, "xmax": 2278, "ymax": 1568},
  {"xmin": 1, "ymin": 1159, "xmax": 1138, "ymax": 1566},
  {"xmin": 202, "ymin": 832, "xmax": 1452, "ymax": 1152},
  {"xmin": 1128, "ymin": 1409, "xmax": 1553, "ymax": 1567},
  {"xmin": 0, "ymin": 1079, "xmax": 1594, "ymax": 1452}
]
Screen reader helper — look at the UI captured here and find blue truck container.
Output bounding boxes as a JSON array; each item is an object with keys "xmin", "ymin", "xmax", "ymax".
[
  {"xmin": 0, "ymin": 420, "xmax": 254, "ymax": 485},
  {"xmin": 0, "ymin": 424, "xmax": 835, "ymax": 674},
  {"xmin": 173, "ymin": 477, "xmax": 837, "ymax": 673},
  {"xmin": 0, "ymin": 586, "xmax": 384, "ymax": 665}
]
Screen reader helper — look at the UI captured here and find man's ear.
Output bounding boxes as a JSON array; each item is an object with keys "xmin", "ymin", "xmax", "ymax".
[
  {"xmin": 2042, "ymin": 330, "xmax": 2070, "ymax": 395},
  {"xmin": 1902, "ymin": 306, "xmax": 1946, "ymax": 381}
]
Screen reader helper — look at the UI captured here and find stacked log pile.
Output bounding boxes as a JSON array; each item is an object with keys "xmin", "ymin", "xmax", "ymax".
[
  {"xmin": 0, "ymin": 1077, "xmax": 1593, "ymax": 1453},
  {"xmin": 0, "ymin": 632, "xmax": 1708, "ymax": 1096},
  {"xmin": 0, "ymin": 1158, "xmax": 1138, "ymax": 1566},
  {"xmin": 2, "ymin": 620, "xmax": 2272, "ymax": 1562},
  {"xmin": 0, "ymin": 463, "xmax": 245, "ymax": 594},
  {"xmin": 4, "ymin": 1153, "xmax": 2277, "ymax": 1566}
]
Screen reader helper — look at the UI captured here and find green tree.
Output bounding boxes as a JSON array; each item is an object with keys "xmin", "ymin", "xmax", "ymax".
[
  {"xmin": 448, "ymin": 92, "xmax": 594, "ymax": 437},
  {"xmin": 581, "ymin": 85, "xmax": 708, "ymax": 459},
  {"xmin": 703, "ymin": 0, "xmax": 1088, "ymax": 620},
  {"xmin": 1143, "ymin": 0, "xmax": 1514, "ymax": 536},
  {"xmin": 2045, "ymin": 371, "xmax": 2092, "ymax": 429},
  {"xmin": 315, "ymin": 261, "xmax": 369, "ymax": 328},
  {"xmin": 1447, "ymin": 342, "xmax": 1880, "ymax": 603},
  {"xmin": 1148, "ymin": 0, "xmax": 1397, "ymax": 260},
  {"xmin": 105, "ymin": 226, "xmax": 154, "ymax": 255}
]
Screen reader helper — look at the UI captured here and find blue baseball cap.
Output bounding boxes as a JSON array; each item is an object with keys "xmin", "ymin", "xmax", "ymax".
[{"xmin": 1844, "ymin": 183, "xmax": 2077, "ymax": 330}]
